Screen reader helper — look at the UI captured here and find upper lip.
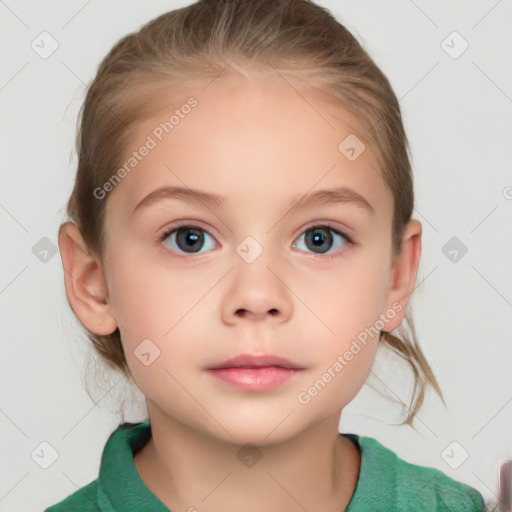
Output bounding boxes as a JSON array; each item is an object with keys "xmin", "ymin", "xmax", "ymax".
[{"xmin": 207, "ymin": 354, "xmax": 303, "ymax": 370}]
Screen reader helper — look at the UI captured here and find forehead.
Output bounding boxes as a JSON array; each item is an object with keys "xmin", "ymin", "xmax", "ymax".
[{"xmin": 105, "ymin": 70, "xmax": 393, "ymax": 223}]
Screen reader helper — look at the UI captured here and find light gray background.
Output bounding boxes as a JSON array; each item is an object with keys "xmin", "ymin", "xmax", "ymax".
[{"xmin": 1, "ymin": 1, "xmax": 511, "ymax": 510}]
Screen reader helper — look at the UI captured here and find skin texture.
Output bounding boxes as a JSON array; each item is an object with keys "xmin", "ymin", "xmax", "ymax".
[{"xmin": 59, "ymin": 70, "xmax": 422, "ymax": 511}]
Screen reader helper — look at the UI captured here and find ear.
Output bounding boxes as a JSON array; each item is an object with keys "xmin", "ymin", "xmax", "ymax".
[
  {"xmin": 58, "ymin": 222, "xmax": 118, "ymax": 336},
  {"xmin": 382, "ymin": 219, "xmax": 422, "ymax": 332}
]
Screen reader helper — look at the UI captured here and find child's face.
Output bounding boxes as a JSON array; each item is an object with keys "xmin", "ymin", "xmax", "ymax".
[{"xmin": 100, "ymin": 71, "xmax": 404, "ymax": 444}]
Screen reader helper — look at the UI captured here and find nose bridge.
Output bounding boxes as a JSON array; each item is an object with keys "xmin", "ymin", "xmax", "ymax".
[
  {"xmin": 235, "ymin": 233, "xmax": 269, "ymax": 267},
  {"xmin": 234, "ymin": 231, "xmax": 280, "ymax": 292},
  {"xmin": 222, "ymin": 230, "xmax": 293, "ymax": 321}
]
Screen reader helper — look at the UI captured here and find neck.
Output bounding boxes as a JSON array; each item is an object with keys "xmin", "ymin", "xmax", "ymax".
[{"xmin": 133, "ymin": 403, "xmax": 360, "ymax": 512}]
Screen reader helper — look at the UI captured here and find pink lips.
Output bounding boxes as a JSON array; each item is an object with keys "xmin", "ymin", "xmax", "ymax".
[{"xmin": 206, "ymin": 354, "xmax": 304, "ymax": 391}]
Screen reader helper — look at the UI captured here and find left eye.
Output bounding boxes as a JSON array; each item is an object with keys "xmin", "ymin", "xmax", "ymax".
[{"xmin": 291, "ymin": 225, "xmax": 350, "ymax": 255}]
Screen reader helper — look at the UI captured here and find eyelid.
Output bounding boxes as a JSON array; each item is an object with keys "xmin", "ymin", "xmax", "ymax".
[
  {"xmin": 297, "ymin": 220, "xmax": 355, "ymax": 244},
  {"xmin": 159, "ymin": 220, "xmax": 220, "ymax": 243}
]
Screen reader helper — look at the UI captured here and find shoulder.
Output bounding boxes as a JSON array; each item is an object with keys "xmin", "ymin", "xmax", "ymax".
[
  {"xmin": 43, "ymin": 421, "xmax": 154, "ymax": 511},
  {"xmin": 346, "ymin": 434, "xmax": 485, "ymax": 512},
  {"xmin": 362, "ymin": 436, "xmax": 485, "ymax": 511},
  {"xmin": 44, "ymin": 480, "xmax": 100, "ymax": 511}
]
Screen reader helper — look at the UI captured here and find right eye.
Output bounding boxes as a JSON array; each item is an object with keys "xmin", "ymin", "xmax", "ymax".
[{"xmin": 160, "ymin": 223, "xmax": 217, "ymax": 255}]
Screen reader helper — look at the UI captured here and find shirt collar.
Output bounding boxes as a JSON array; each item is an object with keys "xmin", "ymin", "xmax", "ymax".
[
  {"xmin": 98, "ymin": 420, "xmax": 369, "ymax": 511},
  {"xmin": 98, "ymin": 420, "xmax": 169, "ymax": 511}
]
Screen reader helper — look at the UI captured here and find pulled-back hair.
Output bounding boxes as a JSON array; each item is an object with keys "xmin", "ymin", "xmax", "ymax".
[{"xmin": 60, "ymin": 0, "xmax": 445, "ymax": 426}]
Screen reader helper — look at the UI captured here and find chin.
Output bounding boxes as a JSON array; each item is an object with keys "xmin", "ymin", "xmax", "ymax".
[{"xmin": 200, "ymin": 411, "xmax": 309, "ymax": 448}]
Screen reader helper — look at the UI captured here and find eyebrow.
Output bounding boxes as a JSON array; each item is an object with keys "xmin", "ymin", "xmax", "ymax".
[{"xmin": 130, "ymin": 185, "xmax": 376, "ymax": 218}]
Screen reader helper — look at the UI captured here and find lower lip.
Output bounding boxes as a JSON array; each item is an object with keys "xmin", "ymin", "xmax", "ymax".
[{"xmin": 207, "ymin": 366, "xmax": 301, "ymax": 391}]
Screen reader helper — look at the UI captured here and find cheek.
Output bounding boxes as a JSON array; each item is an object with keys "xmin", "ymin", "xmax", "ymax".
[
  {"xmin": 297, "ymin": 249, "xmax": 389, "ymax": 386},
  {"xmin": 107, "ymin": 262, "xmax": 206, "ymax": 378},
  {"xmin": 295, "ymin": 303, "xmax": 382, "ymax": 415},
  {"xmin": 106, "ymin": 248, "xmax": 193, "ymax": 337},
  {"xmin": 305, "ymin": 251, "xmax": 390, "ymax": 336}
]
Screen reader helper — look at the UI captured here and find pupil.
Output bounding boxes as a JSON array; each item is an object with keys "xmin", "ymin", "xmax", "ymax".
[
  {"xmin": 307, "ymin": 227, "xmax": 332, "ymax": 254},
  {"xmin": 177, "ymin": 227, "xmax": 203, "ymax": 253}
]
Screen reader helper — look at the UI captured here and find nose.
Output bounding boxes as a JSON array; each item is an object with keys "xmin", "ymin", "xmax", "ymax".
[
  {"xmin": 221, "ymin": 249, "xmax": 293, "ymax": 325},
  {"xmin": 235, "ymin": 306, "xmax": 279, "ymax": 320}
]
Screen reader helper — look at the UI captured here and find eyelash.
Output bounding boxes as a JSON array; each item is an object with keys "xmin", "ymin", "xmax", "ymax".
[{"xmin": 158, "ymin": 221, "xmax": 355, "ymax": 260}]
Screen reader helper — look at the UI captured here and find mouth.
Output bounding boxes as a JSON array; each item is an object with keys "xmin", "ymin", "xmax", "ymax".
[
  {"xmin": 206, "ymin": 354, "xmax": 305, "ymax": 391},
  {"xmin": 207, "ymin": 354, "xmax": 303, "ymax": 370}
]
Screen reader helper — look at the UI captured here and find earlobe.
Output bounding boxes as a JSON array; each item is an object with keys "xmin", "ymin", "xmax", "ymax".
[
  {"xmin": 383, "ymin": 219, "xmax": 422, "ymax": 332},
  {"xmin": 58, "ymin": 222, "xmax": 118, "ymax": 336}
]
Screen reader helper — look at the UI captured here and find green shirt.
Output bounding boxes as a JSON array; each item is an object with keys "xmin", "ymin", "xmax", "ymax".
[{"xmin": 45, "ymin": 420, "xmax": 484, "ymax": 511}]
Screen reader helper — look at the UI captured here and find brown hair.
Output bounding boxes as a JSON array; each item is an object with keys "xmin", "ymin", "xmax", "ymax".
[{"xmin": 60, "ymin": 0, "xmax": 445, "ymax": 426}]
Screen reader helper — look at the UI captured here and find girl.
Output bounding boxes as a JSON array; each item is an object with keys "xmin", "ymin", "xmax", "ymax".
[{"xmin": 46, "ymin": 0, "xmax": 492, "ymax": 510}]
